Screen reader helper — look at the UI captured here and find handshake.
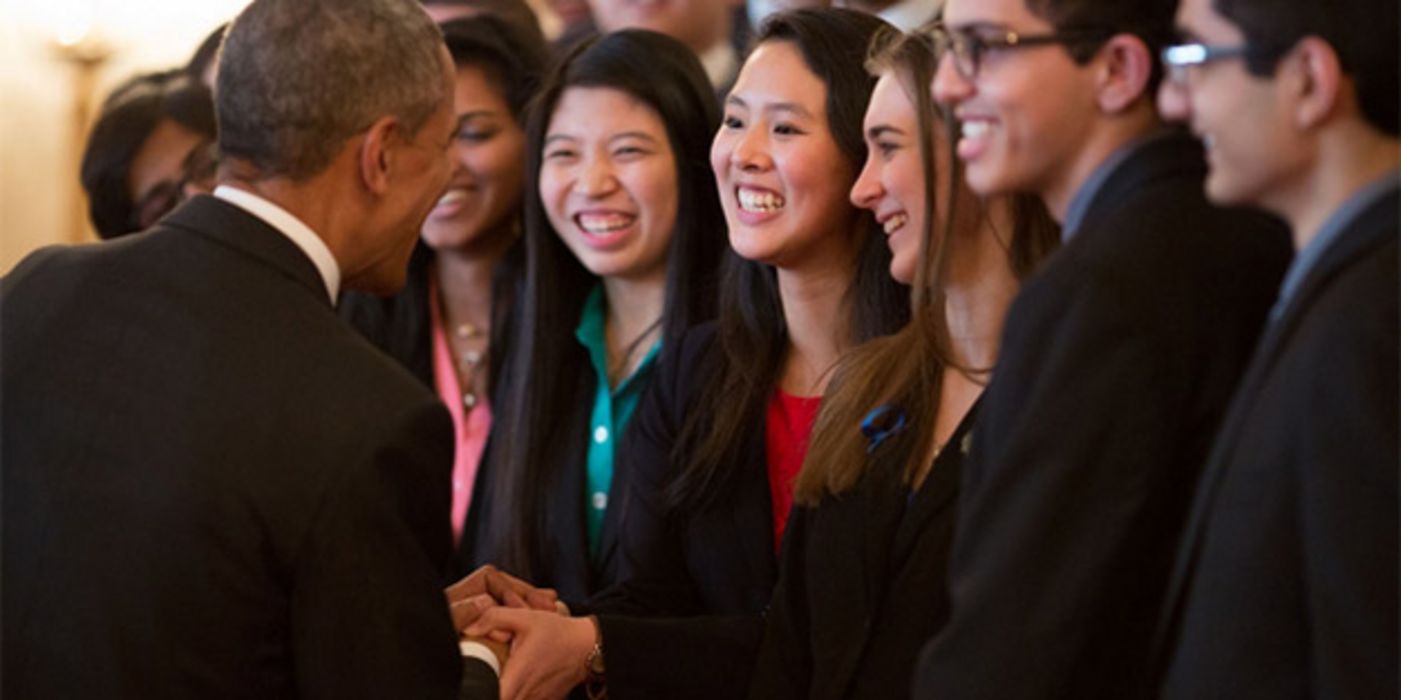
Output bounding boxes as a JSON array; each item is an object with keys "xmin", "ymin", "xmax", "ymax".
[{"xmin": 445, "ymin": 565, "xmax": 603, "ymax": 700}]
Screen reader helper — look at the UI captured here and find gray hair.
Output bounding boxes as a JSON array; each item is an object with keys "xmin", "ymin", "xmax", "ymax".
[{"xmin": 217, "ymin": 0, "xmax": 446, "ymax": 180}]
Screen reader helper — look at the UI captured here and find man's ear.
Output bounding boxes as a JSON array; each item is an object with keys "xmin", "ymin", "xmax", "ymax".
[
  {"xmin": 1287, "ymin": 36, "xmax": 1344, "ymax": 131},
  {"xmin": 1093, "ymin": 33, "xmax": 1154, "ymax": 114},
  {"xmin": 358, "ymin": 115, "xmax": 401, "ymax": 195}
]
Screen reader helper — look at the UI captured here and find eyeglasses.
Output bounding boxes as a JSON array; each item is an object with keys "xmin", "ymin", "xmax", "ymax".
[
  {"xmin": 1160, "ymin": 42, "xmax": 1260, "ymax": 84},
  {"xmin": 924, "ymin": 23, "xmax": 1112, "ymax": 80},
  {"xmin": 130, "ymin": 141, "xmax": 218, "ymax": 231}
]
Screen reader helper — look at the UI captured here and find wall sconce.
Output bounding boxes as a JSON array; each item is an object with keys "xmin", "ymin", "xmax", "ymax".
[{"xmin": 49, "ymin": 1, "xmax": 114, "ymax": 245}]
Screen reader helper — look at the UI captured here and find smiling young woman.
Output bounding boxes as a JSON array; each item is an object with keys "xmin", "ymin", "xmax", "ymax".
[
  {"xmin": 456, "ymin": 10, "xmax": 910, "ymax": 700},
  {"xmin": 474, "ymin": 28, "xmax": 726, "ymax": 605}
]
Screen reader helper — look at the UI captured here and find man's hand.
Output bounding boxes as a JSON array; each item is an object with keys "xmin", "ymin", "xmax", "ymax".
[
  {"xmin": 466, "ymin": 609, "xmax": 598, "ymax": 700},
  {"xmin": 444, "ymin": 565, "xmax": 563, "ymax": 614}
]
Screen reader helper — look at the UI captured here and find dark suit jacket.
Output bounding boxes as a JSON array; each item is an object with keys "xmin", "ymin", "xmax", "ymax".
[
  {"xmin": 465, "ymin": 363, "xmax": 630, "ymax": 606},
  {"xmin": 581, "ymin": 322, "xmax": 777, "ymax": 700},
  {"xmin": 1156, "ymin": 186, "xmax": 1399, "ymax": 700},
  {"xmin": 1, "ymin": 196, "xmax": 490, "ymax": 699},
  {"xmin": 914, "ymin": 133, "xmax": 1293, "ymax": 700},
  {"xmin": 338, "ymin": 241, "xmax": 522, "ymax": 581},
  {"xmin": 749, "ymin": 403, "xmax": 975, "ymax": 700}
]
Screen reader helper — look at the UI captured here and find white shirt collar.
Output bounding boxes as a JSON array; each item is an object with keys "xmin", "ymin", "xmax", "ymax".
[
  {"xmin": 698, "ymin": 40, "xmax": 739, "ymax": 90},
  {"xmin": 213, "ymin": 185, "xmax": 341, "ymax": 305}
]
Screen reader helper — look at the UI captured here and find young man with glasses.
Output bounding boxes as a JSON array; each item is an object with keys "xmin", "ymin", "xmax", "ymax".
[
  {"xmin": 912, "ymin": 1, "xmax": 1291, "ymax": 698},
  {"xmin": 1153, "ymin": 0, "xmax": 1398, "ymax": 697}
]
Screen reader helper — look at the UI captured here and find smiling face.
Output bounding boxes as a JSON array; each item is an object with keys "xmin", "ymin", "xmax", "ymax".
[
  {"xmin": 539, "ymin": 86, "xmax": 679, "ymax": 284},
  {"xmin": 1159, "ymin": 0, "xmax": 1301, "ymax": 209},
  {"xmin": 932, "ymin": 0, "xmax": 1100, "ymax": 204},
  {"xmin": 711, "ymin": 40, "xmax": 860, "ymax": 271},
  {"xmin": 421, "ymin": 64, "xmax": 526, "ymax": 254},
  {"xmin": 851, "ymin": 70, "xmax": 932, "ymax": 284}
]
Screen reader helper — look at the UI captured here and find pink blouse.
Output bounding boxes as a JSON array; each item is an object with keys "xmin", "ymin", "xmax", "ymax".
[{"xmin": 428, "ymin": 276, "xmax": 493, "ymax": 546}]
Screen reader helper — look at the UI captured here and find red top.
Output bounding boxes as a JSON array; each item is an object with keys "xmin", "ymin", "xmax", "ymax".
[{"xmin": 765, "ymin": 390, "xmax": 823, "ymax": 552}]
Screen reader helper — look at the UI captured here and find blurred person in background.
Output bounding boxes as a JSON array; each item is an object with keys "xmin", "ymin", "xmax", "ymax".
[
  {"xmin": 421, "ymin": 0, "xmax": 549, "ymax": 48},
  {"xmin": 590, "ymin": 0, "xmax": 746, "ymax": 91},
  {"xmin": 748, "ymin": 0, "xmax": 944, "ymax": 32},
  {"xmin": 79, "ymin": 69, "xmax": 217, "ymax": 240}
]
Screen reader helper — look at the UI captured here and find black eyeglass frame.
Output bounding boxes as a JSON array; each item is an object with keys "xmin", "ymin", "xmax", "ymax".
[{"xmin": 925, "ymin": 23, "xmax": 1114, "ymax": 80}]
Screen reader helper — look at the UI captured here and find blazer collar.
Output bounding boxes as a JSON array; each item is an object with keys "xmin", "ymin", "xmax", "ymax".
[
  {"xmin": 162, "ymin": 195, "xmax": 334, "ymax": 309},
  {"xmin": 1073, "ymin": 131, "xmax": 1206, "ymax": 240}
]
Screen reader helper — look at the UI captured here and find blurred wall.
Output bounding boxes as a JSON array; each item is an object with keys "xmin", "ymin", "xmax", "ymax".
[{"xmin": 0, "ymin": 0, "xmax": 253, "ymax": 273}]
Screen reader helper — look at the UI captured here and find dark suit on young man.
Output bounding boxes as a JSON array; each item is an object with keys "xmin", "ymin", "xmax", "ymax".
[
  {"xmin": 579, "ymin": 322, "xmax": 778, "ymax": 700},
  {"xmin": 1156, "ymin": 179, "xmax": 1399, "ymax": 700},
  {"xmin": 914, "ymin": 132, "xmax": 1292, "ymax": 700},
  {"xmin": 2, "ymin": 195, "xmax": 497, "ymax": 699}
]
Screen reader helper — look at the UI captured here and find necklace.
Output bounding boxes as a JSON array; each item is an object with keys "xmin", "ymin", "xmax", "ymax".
[
  {"xmin": 607, "ymin": 317, "xmax": 661, "ymax": 388},
  {"xmin": 448, "ymin": 320, "xmax": 488, "ymax": 409}
]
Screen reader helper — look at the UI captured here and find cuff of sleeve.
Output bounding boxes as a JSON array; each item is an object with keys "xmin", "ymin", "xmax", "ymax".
[{"xmin": 459, "ymin": 640, "xmax": 501, "ymax": 678}]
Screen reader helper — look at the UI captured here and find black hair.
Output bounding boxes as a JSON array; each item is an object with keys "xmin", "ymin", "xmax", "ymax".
[
  {"xmin": 420, "ymin": 0, "xmax": 549, "ymax": 50},
  {"xmin": 79, "ymin": 70, "xmax": 216, "ymax": 239},
  {"xmin": 439, "ymin": 14, "xmax": 548, "ymax": 120},
  {"xmin": 185, "ymin": 23, "xmax": 228, "ymax": 83},
  {"xmin": 486, "ymin": 29, "xmax": 725, "ymax": 582},
  {"xmin": 667, "ymin": 8, "xmax": 911, "ymax": 511},
  {"xmin": 1024, "ymin": 0, "xmax": 1178, "ymax": 93},
  {"xmin": 1213, "ymin": 0, "xmax": 1398, "ymax": 136}
]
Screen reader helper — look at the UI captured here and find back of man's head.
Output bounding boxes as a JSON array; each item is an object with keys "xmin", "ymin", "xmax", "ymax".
[
  {"xmin": 217, "ymin": 0, "xmax": 446, "ymax": 181},
  {"xmin": 1213, "ymin": 0, "xmax": 1397, "ymax": 136},
  {"xmin": 1025, "ymin": 0, "xmax": 1178, "ymax": 93}
]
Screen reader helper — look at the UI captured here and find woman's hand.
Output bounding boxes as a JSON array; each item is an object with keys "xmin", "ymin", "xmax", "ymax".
[{"xmin": 467, "ymin": 609, "xmax": 598, "ymax": 700}]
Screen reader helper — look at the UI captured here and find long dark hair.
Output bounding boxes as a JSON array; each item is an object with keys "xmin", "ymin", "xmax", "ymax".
[
  {"xmin": 796, "ymin": 28, "xmax": 1059, "ymax": 502},
  {"xmin": 488, "ymin": 29, "xmax": 725, "ymax": 580},
  {"xmin": 667, "ymin": 8, "xmax": 910, "ymax": 512}
]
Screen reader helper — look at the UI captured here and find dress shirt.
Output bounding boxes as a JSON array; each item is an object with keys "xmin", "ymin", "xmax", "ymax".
[{"xmin": 214, "ymin": 185, "xmax": 341, "ymax": 304}]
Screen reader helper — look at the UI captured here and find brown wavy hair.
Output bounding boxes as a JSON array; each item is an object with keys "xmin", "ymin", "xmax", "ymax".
[{"xmin": 793, "ymin": 27, "xmax": 1059, "ymax": 503}]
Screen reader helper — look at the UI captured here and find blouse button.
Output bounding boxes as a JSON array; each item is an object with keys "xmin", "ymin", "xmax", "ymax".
[{"xmin": 593, "ymin": 426, "xmax": 609, "ymax": 444}]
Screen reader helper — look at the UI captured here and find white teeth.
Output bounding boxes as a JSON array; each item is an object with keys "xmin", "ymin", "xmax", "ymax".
[
  {"xmin": 883, "ymin": 213, "xmax": 908, "ymax": 235},
  {"xmin": 738, "ymin": 188, "xmax": 786, "ymax": 213},
  {"xmin": 577, "ymin": 212, "xmax": 634, "ymax": 234},
  {"xmin": 435, "ymin": 189, "xmax": 468, "ymax": 207},
  {"xmin": 961, "ymin": 120, "xmax": 990, "ymax": 139}
]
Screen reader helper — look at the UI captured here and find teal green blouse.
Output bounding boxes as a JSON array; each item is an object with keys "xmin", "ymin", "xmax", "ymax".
[{"xmin": 574, "ymin": 285, "xmax": 661, "ymax": 559}]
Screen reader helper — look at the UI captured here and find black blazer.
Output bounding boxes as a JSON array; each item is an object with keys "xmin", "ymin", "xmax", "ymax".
[
  {"xmin": 749, "ymin": 403, "xmax": 976, "ymax": 700},
  {"xmin": 581, "ymin": 322, "xmax": 777, "ymax": 700},
  {"xmin": 338, "ymin": 241, "xmax": 522, "ymax": 580},
  {"xmin": 1156, "ymin": 185, "xmax": 1399, "ymax": 700},
  {"xmin": 914, "ymin": 133, "xmax": 1293, "ymax": 700},
  {"xmin": 465, "ymin": 358, "xmax": 634, "ymax": 606},
  {"xmin": 1, "ymin": 196, "xmax": 487, "ymax": 699}
]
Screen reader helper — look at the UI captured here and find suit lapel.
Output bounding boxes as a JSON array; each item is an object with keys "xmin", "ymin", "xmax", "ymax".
[
  {"xmin": 163, "ymin": 195, "xmax": 331, "ymax": 308},
  {"xmin": 1154, "ymin": 187, "xmax": 1399, "ymax": 664},
  {"xmin": 890, "ymin": 402, "xmax": 977, "ymax": 566}
]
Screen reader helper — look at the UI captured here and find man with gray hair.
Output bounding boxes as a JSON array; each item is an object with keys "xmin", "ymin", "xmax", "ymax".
[{"xmin": 2, "ymin": 1, "xmax": 508, "ymax": 697}]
